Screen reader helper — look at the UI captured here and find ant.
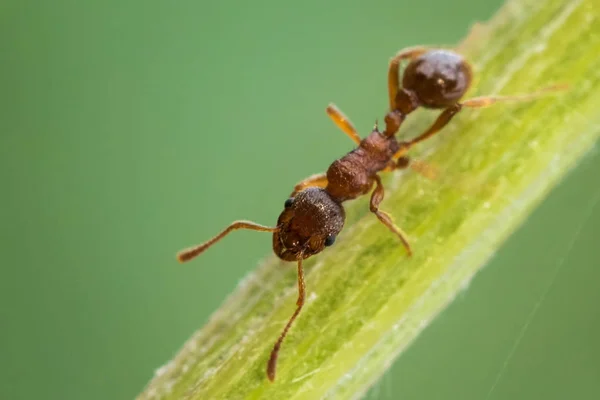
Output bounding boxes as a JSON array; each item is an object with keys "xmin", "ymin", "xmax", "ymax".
[{"xmin": 177, "ymin": 47, "xmax": 562, "ymax": 382}]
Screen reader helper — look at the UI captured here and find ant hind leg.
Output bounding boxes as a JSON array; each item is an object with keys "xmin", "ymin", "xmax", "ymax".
[
  {"xmin": 460, "ymin": 84, "xmax": 567, "ymax": 108},
  {"xmin": 369, "ymin": 175, "xmax": 412, "ymax": 256},
  {"xmin": 394, "ymin": 84, "xmax": 566, "ymax": 158},
  {"xmin": 388, "ymin": 46, "xmax": 431, "ymax": 110}
]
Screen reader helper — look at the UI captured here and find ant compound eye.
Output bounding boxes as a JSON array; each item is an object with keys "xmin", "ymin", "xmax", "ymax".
[
  {"xmin": 284, "ymin": 198, "xmax": 294, "ymax": 208},
  {"xmin": 324, "ymin": 235, "xmax": 336, "ymax": 247}
]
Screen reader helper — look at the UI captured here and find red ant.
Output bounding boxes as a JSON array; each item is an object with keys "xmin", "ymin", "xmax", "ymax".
[{"xmin": 177, "ymin": 47, "xmax": 561, "ymax": 382}]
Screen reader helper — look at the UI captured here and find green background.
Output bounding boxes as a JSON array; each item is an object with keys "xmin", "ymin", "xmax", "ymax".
[{"xmin": 1, "ymin": 0, "xmax": 599, "ymax": 399}]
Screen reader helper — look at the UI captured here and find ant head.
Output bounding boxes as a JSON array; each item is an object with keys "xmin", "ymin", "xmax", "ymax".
[
  {"xmin": 403, "ymin": 49, "xmax": 472, "ymax": 109},
  {"xmin": 273, "ymin": 187, "xmax": 345, "ymax": 261}
]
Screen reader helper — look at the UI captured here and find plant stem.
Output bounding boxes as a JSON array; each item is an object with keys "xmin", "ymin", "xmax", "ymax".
[{"xmin": 138, "ymin": 0, "xmax": 600, "ymax": 398}]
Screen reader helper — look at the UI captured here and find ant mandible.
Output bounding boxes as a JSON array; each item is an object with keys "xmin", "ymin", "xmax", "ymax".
[{"xmin": 177, "ymin": 47, "xmax": 559, "ymax": 382}]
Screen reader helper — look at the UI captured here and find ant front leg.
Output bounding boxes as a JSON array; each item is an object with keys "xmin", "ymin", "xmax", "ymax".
[
  {"xmin": 290, "ymin": 173, "xmax": 328, "ymax": 196},
  {"xmin": 326, "ymin": 104, "xmax": 362, "ymax": 145},
  {"xmin": 369, "ymin": 175, "xmax": 412, "ymax": 256}
]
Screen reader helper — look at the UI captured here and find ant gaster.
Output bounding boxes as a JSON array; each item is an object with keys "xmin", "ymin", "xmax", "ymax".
[{"xmin": 177, "ymin": 47, "xmax": 561, "ymax": 382}]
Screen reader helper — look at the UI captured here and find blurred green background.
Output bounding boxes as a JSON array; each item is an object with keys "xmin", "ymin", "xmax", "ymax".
[{"xmin": 1, "ymin": 0, "xmax": 598, "ymax": 399}]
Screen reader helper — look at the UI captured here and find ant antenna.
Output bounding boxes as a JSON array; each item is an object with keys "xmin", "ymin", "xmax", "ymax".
[
  {"xmin": 267, "ymin": 255, "xmax": 306, "ymax": 382},
  {"xmin": 177, "ymin": 220, "xmax": 278, "ymax": 262}
]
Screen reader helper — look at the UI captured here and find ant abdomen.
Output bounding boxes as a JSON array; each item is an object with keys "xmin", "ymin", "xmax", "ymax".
[{"xmin": 402, "ymin": 49, "xmax": 472, "ymax": 109}]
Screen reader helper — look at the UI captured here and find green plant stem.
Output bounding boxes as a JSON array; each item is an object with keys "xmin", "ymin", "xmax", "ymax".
[{"xmin": 138, "ymin": 0, "xmax": 600, "ymax": 398}]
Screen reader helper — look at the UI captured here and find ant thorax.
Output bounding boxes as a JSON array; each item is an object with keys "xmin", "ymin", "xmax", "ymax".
[{"xmin": 325, "ymin": 130, "xmax": 400, "ymax": 202}]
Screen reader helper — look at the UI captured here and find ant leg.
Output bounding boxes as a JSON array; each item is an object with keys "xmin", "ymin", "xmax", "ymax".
[
  {"xmin": 267, "ymin": 257, "xmax": 306, "ymax": 382},
  {"xmin": 177, "ymin": 221, "xmax": 277, "ymax": 262},
  {"xmin": 394, "ymin": 85, "xmax": 567, "ymax": 157},
  {"xmin": 396, "ymin": 103, "xmax": 463, "ymax": 156},
  {"xmin": 460, "ymin": 84, "xmax": 567, "ymax": 108},
  {"xmin": 384, "ymin": 156, "xmax": 438, "ymax": 181},
  {"xmin": 291, "ymin": 173, "xmax": 328, "ymax": 196},
  {"xmin": 326, "ymin": 103, "xmax": 361, "ymax": 145},
  {"xmin": 388, "ymin": 46, "xmax": 430, "ymax": 110},
  {"xmin": 370, "ymin": 175, "xmax": 412, "ymax": 256},
  {"xmin": 409, "ymin": 159, "xmax": 438, "ymax": 180},
  {"xmin": 383, "ymin": 156, "xmax": 409, "ymax": 172}
]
